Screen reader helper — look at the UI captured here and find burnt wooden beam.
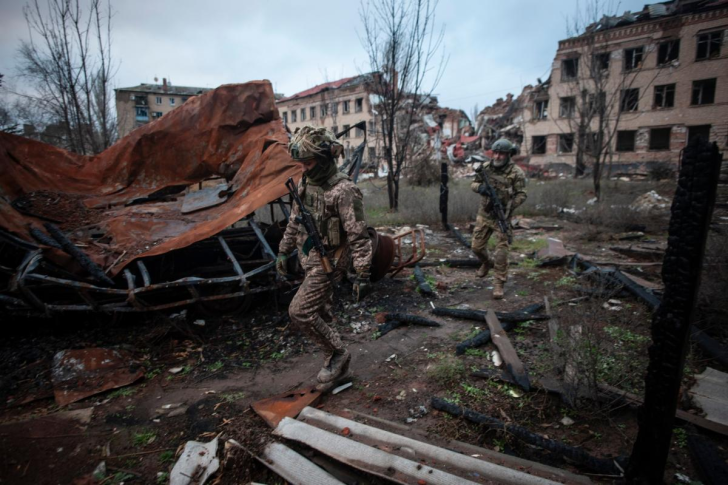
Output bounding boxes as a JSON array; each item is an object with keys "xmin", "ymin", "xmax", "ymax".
[
  {"xmin": 484, "ymin": 310, "xmax": 531, "ymax": 391},
  {"xmin": 412, "ymin": 264, "xmax": 434, "ymax": 296},
  {"xmin": 626, "ymin": 140, "xmax": 723, "ymax": 483},
  {"xmin": 431, "ymin": 397, "xmax": 623, "ymax": 475},
  {"xmin": 377, "ymin": 313, "xmax": 441, "ymax": 337}
]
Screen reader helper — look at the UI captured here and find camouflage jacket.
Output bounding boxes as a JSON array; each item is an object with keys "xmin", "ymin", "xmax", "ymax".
[
  {"xmin": 279, "ymin": 172, "xmax": 373, "ymax": 275},
  {"xmin": 470, "ymin": 161, "xmax": 527, "ymax": 218}
]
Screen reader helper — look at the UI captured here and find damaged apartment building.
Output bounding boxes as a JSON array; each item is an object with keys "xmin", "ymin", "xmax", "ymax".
[
  {"xmin": 115, "ymin": 78, "xmax": 211, "ymax": 138},
  {"xmin": 517, "ymin": 0, "xmax": 727, "ymax": 173},
  {"xmin": 276, "ymin": 75, "xmax": 381, "ymax": 168}
]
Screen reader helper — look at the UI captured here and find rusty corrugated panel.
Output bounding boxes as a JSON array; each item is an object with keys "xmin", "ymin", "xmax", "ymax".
[
  {"xmin": 51, "ymin": 348, "xmax": 144, "ymax": 406},
  {"xmin": 0, "ymin": 81, "xmax": 301, "ymax": 277}
]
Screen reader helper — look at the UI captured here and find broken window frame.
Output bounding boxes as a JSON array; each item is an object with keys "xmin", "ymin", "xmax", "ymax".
[
  {"xmin": 310, "ymin": 106, "xmax": 316, "ymax": 119},
  {"xmin": 591, "ymin": 52, "xmax": 610, "ymax": 75},
  {"xmin": 155, "ymin": 96, "xmax": 162, "ymax": 104},
  {"xmin": 153, "ymin": 112, "xmax": 163, "ymax": 119},
  {"xmin": 355, "ymin": 125, "xmax": 364, "ymax": 138},
  {"xmin": 320, "ymin": 104, "xmax": 327, "ymax": 118},
  {"xmin": 620, "ymin": 88, "xmax": 640, "ymax": 112},
  {"xmin": 355, "ymin": 98, "xmax": 364, "ymax": 113},
  {"xmin": 558, "ymin": 133, "xmax": 574, "ymax": 153},
  {"xmin": 691, "ymin": 78, "xmax": 716, "ymax": 106},
  {"xmin": 368, "ymin": 146, "xmax": 377, "ymax": 161},
  {"xmin": 616, "ymin": 130, "xmax": 636, "ymax": 152},
  {"xmin": 135, "ymin": 107, "xmax": 149, "ymax": 121},
  {"xmin": 282, "ymin": 112, "xmax": 288, "ymax": 124},
  {"xmin": 687, "ymin": 125, "xmax": 711, "ymax": 144},
  {"xmin": 588, "ymin": 92, "xmax": 607, "ymax": 115},
  {"xmin": 624, "ymin": 46, "xmax": 644, "ymax": 71},
  {"xmin": 696, "ymin": 31, "xmax": 722, "ymax": 61},
  {"xmin": 291, "ymin": 110, "xmax": 297, "ymax": 123},
  {"xmin": 169, "ymin": 97, "xmax": 176, "ymax": 106},
  {"xmin": 653, "ymin": 84, "xmax": 676, "ymax": 109},
  {"xmin": 300, "ymin": 108, "xmax": 306, "ymax": 121},
  {"xmin": 531, "ymin": 136, "xmax": 547, "ymax": 154},
  {"xmin": 534, "ymin": 99, "xmax": 549, "ymax": 120},
  {"xmin": 332, "ymin": 102, "xmax": 339, "ymax": 115},
  {"xmin": 561, "ymin": 57, "xmax": 579, "ymax": 81},
  {"xmin": 559, "ymin": 96, "xmax": 576, "ymax": 118},
  {"xmin": 343, "ymin": 100, "xmax": 350, "ymax": 114},
  {"xmin": 343, "ymin": 124, "xmax": 350, "ymax": 138},
  {"xmin": 657, "ymin": 39, "xmax": 680, "ymax": 65},
  {"xmin": 649, "ymin": 127, "xmax": 671, "ymax": 151}
]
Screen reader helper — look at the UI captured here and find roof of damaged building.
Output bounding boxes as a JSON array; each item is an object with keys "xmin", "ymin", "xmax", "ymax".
[
  {"xmin": 568, "ymin": 0, "xmax": 726, "ymax": 39},
  {"xmin": 116, "ymin": 82, "xmax": 212, "ymax": 96},
  {"xmin": 277, "ymin": 74, "xmax": 374, "ymax": 103},
  {"xmin": 1, "ymin": 81, "xmax": 300, "ymax": 277}
]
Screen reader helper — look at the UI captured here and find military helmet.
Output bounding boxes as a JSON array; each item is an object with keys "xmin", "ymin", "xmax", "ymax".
[
  {"xmin": 288, "ymin": 125, "xmax": 343, "ymax": 161},
  {"xmin": 492, "ymin": 138, "xmax": 515, "ymax": 153}
]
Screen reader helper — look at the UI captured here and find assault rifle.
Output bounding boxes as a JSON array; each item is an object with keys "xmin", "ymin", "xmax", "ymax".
[
  {"xmin": 478, "ymin": 171, "xmax": 513, "ymax": 244},
  {"xmin": 285, "ymin": 177, "xmax": 334, "ymax": 278}
]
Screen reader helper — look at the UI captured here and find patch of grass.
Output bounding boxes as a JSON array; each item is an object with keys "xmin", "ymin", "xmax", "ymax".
[
  {"xmin": 604, "ymin": 326, "xmax": 650, "ymax": 345},
  {"xmin": 513, "ymin": 320, "xmax": 534, "ymax": 335},
  {"xmin": 132, "ymin": 430, "xmax": 157, "ymax": 447},
  {"xmin": 526, "ymin": 270, "xmax": 546, "ymax": 281},
  {"xmin": 555, "ymin": 275, "xmax": 577, "ymax": 287},
  {"xmin": 443, "ymin": 392, "xmax": 462, "ymax": 405},
  {"xmin": 108, "ymin": 387, "xmax": 135, "ymax": 399},
  {"xmin": 461, "ymin": 382, "xmax": 489, "ymax": 399},
  {"xmin": 517, "ymin": 258, "xmax": 539, "ymax": 268},
  {"xmin": 427, "ymin": 355, "xmax": 466, "ymax": 386},
  {"xmin": 673, "ymin": 427, "xmax": 688, "ymax": 448},
  {"xmin": 219, "ymin": 391, "xmax": 245, "ymax": 403},
  {"xmin": 371, "ymin": 330, "xmax": 382, "ymax": 340},
  {"xmin": 111, "ymin": 472, "xmax": 135, "ymax": 484},
  {"xmin": 464, "ymin": 348, "xmax": 489, "ymax": 358},
  {"xmin": 159, "ymin": 450, "xmax": 175, "ymax": 464},
  {"xmin": 145, "ymin": 367, "xmax": 163, "ymax": 380},
  {"xmin": 206, "ymin": 361, "xmax": 224, "ymax": 372},
  {"xmin": 156, "ymin": 472, "xmax": 170, "ymax": 485},
  {"xmin": 516, "ymin": 289, "xmax": 529, "ymax": 297},
  {"xmin": 511, "ymin": 238, "xmax": 547, "ymax": 253},
  {"xmin": 269, "ymin": 352, "xmax": 285, "ymax": 360}
]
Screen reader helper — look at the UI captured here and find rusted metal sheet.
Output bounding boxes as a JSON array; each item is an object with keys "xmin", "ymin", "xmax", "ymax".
[
  {"xmin": 181, "ymin": 183, "xmax": 230, "ymax": 214},
  {"xmin": 0, "ymin": 81, "xmax": 300, "ymax": 278},
  {"xmin": 51, "ymin": 348, "xmax": 144, "ymax": 406},
  {"xmin": 250, "ymin": 387, "xmax": 322, "ymax": 428}
]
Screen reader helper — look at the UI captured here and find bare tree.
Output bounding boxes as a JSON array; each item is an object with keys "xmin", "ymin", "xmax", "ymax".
[
  {"xmin": 15, "ymin": 0, "xmax": 116, "ymax": 154},
  {"xmin": 359, "ymin": 0, "xmax": 447, "ymax": 211},
  {"xmin": 557, "ymin": 0, "xmax": 665, "ymax": 199}
]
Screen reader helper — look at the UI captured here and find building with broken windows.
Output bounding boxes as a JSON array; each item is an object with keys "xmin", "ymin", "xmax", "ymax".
[
  {"xmin": 520, "ymin": 0, "xmax": 727, "ymax": 173},
  {"xmin": 276, "ymin": 74, "xmax": 381, "ymax": 167},
  {"xmin": 115, "ymin": 78, "xmax": 211, "ymax": 137}
]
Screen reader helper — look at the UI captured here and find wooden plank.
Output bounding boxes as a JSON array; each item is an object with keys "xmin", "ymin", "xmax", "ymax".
[
  {"xmin": 597, "ymin": 383, "xmax": 728, "ymax": 437},
  {"xmin": 259, "ymin": 442, "xmax": 344, "ymax": 485},
  {"xmin": 273, "ymin": 417, "xmax": 479, "ymax": 485},
  {"xmin": 485, "ymin": 310, "xmax": 531, "ymax": 391},
  {"xmin": 343, "ymin": 408, "xmax": 591, "ymax": 484},
  {"xmin": 299, "ymin": 407, "xmax": 566, "ymax": 485}
]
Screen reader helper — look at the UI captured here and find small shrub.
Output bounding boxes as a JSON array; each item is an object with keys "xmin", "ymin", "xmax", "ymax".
[
  {"xmin": 648, "ymin": 162, "xmax": 676, "ymax": 181},
  {"xmin": 428, "ymin": 355, "xmax": 466, "ymax": 386}
]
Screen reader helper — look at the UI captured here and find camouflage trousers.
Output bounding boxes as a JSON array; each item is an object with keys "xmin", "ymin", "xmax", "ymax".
[
  {"xmin": 471, "ymin": 214, "xmax": 512, "ymax": 283},
  {"xmin": 288, "ymin": 250, "xmax": 347, "ymax": 357}
]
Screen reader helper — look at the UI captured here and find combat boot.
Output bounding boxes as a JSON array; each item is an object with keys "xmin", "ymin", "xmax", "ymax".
[
  {"xmin": 317, "ymin": 349, "xmax": 351, "ymax": 384},
  {"xmin": 476, "ymin": 260, "xmax": 491, "ymax": 278},
  {"xmin": 493, "ymin": 280, "xmax": 504, "ymax": 300}
]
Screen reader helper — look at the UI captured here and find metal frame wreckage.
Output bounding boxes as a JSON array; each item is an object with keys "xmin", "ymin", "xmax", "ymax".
[{"xmin": 0, "ymin": 81, "xmax": 424, "ymax": 317}]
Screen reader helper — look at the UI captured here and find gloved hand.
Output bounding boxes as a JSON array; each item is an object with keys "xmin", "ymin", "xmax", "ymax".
[
  {"xmin": 477, "ymin": 184, "xmax": 489, "ymax": 196},
  {"xmin": 353, "ymin": 272, "xmax": 372, "ymax": 302},
  {"xmin": 275, "ymin": 253, "xmax": 288, "ymax": 276}
]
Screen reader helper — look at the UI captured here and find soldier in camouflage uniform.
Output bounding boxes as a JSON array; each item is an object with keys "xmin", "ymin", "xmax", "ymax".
[
  {"xmin": 471, "ymin": 138, "xmax": 527, "ymax": 299},
  {"xmin": 276, "ymin": 126, "xmax": 373, "ymax": 387}
]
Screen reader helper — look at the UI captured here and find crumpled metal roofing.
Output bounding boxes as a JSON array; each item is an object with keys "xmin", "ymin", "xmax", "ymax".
[{"xmin": 0, "ymin": 81, "xmax": 300, "ymax": 277}]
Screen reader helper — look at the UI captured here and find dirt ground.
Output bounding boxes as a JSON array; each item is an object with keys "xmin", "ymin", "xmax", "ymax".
[{"xmin": 0, "ymin": 216, "xmax": 724, "ymax": 484}]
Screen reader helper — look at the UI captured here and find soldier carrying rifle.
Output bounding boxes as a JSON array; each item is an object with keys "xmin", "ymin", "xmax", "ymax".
[
  {"xmin": 276, "ymin": 126, "xmax": 372, "ymax": 389},
  {"xmin": 470, "ymin": 138, "xmax": 527, "ymax": 300}
]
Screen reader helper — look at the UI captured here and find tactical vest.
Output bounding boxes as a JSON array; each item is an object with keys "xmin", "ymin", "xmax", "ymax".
[
  {"xmin": 301, "ymin": 172, "xmax": 349, "ymax": 249},
  {"xmin": 480, "ymin": 163, "xmax": 517, "ymax": 204}
]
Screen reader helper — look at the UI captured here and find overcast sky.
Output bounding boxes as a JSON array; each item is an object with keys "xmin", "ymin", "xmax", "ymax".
[{"xmin": 0, "ymin": 0, "xmax": 649, "ymax": 115}]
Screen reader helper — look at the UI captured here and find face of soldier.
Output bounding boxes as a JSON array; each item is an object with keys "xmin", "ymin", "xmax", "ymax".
[
  {"xmin": 299, "ymin": 159, "xmax": 318, "ymax": 172},
  {"xmin": 493, "ymin": 151, "xmax": 509, "ymax": 168}
]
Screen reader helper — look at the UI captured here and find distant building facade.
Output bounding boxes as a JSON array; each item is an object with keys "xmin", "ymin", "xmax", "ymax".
[
  {"xmin": 115, "ymin": 78, "xmax": 211, "ymax": 138},
  {"xmin": 276, "ymin": 75, "xmax": 381, "ymax": 166},
  {"xmin": 520, "ymin": 1, "xmax": 727, "ymax": 171}
]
